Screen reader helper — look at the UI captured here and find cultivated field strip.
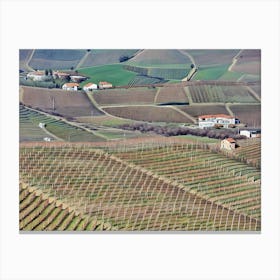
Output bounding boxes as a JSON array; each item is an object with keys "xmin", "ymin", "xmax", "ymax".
[
  {"xmin": 112, "ymin": 145, "xmax": 261, "ymax": 219},
  {"xmin": 20, "ymin": 144, "xmax": 260, "ymax": 231},
  {"xmin": 19, "ymin": 182, "xmax": 115, "ymax": 231},
  {"xmin": 187, "ymin": 85, "xmax": 259, "ymax": 103},
  {"xmin": 155, "ymin": 86, "xmax": 189, "ymax": 104},
  {"xmin": 20, "ymin": 105, "xmax": 103, "ymax": 142}
]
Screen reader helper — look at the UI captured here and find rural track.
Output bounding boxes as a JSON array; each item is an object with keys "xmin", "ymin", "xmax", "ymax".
[
  {"xmin": 169, "ymin": 106, "xmax": 197, "ymax": 124},
  {"xmin": 20, "ymin": 101, "xmax": 108, "ymax": 141},
  {"xmin": 100, "ymin": 103, "xmax": 197, "ymax": 124},
  {"xmin": 75, "ymin": 51, "xmax": 91, "ymax": 70},
  {"xmin": 178, "ymin": 50, "xmax": 197, "ymax": 81},
  {"xmin": 24, "ymin": 49, "xmax": 35, "ymax": 71},
  {"xmin": 85, "ymin": 91, "xmax": 138, "ymax": 128},
  {"xmin": 41, "ymin": 126, "xmax": 65, "ymax": 142},
  {"xmin": 153, "ymin": 88, "xmax": 161, "ymax": 103},
  {"xmin": 228, "ymin": 49, "xmax": 244, "ymax": 72},
  {"xmin": 225, "ymin": 103, "xmax": 234, "ymax": 116},
  {"xmin": 245, "ymin": 86, "xmax": 261, "ymax": 102},
  {"xmin": 129, "ymin": 49, "xmax": 145, "ymax": 60}
]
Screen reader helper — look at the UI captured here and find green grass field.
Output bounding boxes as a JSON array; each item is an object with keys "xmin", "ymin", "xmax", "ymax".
[
  {"xmin": 78, "ymin": 64, "xmax": 137, "ymax": 86},
  {"xmin": 218, "ymin": 71, "xmax": 244, "ymax": 81},
  {"xmin": 193, "ymin": 65, "xmax": 230, "ymax": 80}
]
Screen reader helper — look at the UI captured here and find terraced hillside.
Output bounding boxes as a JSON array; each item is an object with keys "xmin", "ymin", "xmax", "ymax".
[
  {"xmin": 234, "ymin": 138, "xmax": 261, "ymax": 168},
  {"xmin": 20, "ymin": 86, "xmax": 103, "ymax": 117},
  {"xmin": 20, "ymin": 182, "xmax": 114, "ymax": 231},
  {"xmin": 20, "ymin": 105, "xmax": 104, "ymax": 142},
  {"xmin": 186, "ymin": 85, "xmax": 259, "ymax": 103},
  {"xmin": 28, "ymin": 49, "xmax": 87, "ymax": 70},
  {"xmin": 79, "ymin": 49, "xmax": 139, "ymax": 67},
  {"xmin": 113, "ymin": 145, "xmax": 261, "ymax": 220},
  {"xmin": 20, "ymin": 143, "xmax": 261, "ymax": 231}
]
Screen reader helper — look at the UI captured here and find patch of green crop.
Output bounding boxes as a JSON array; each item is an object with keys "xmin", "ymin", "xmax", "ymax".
[
  {"xmin": 78, "ymin": 64, "xmax": 137, "ymax": 86},
  {"xmin": 193, "ymin": 65, "xmax": 230, "ymax": 80}
]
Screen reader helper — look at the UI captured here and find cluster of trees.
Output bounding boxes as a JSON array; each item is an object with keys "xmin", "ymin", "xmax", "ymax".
[
  {"xmin": 119, "ymin": 55, "xmax": 134, "ymax": 63},
  {"xmin": 44, "ymin": 69, "xmax": 53, "ymax": 76},
  {"xmin": 19, "ymin": 78, "xmax": 64, "ymax": 89},
  {"xmin": 118, "ymin": 123, "xmax": 247, "ymax": 140}
]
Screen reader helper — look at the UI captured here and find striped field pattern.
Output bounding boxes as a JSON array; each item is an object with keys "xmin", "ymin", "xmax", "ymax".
[{"xmin": 19, "ymin": 143, "xmax": 261, "ymax": 231}]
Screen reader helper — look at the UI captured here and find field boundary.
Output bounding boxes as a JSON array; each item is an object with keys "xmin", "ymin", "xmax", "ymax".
[
  {"xmin": 228, "ymin": 49, "xmax": 243, "ymax": 72},
  {"xmin": 246, "ymin": 86, "xmax": 261, "ymax": 102}
]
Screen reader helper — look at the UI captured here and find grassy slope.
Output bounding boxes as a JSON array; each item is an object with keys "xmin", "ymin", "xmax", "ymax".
[
  {"xmin": 78, "ymin": 64, "xmax": 137, "ymax": 86},
  {"xmin": 193, "ymin": 65, "xmax": 230, "ymax": 80},
  {"xmin": 80, "ymin": 49, "xmax": 139, "ymax": 67},
  {"xmin": 127, "ymin": 49, "xmax": 191, "ymax": 66}
]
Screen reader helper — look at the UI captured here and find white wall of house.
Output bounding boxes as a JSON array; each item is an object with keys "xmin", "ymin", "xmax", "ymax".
[
  {"xmin": 198, "ymin": 117, "xmax": 235, "ymax": 128},
  {"xmin": 62, "ymin": 85, "xmax": 78, "ymax": 91},
  {"xmin": 240, "ymin": 130, "xmax": 261, "ymax": 138},
  {"xmin": 240, "ymin": 130, "xmax": 251, "ymax": 138},
  {"xmin": 83, "ymin": 84, "xmax": 97, "ymax": 91},
  {"xmin": 221, "ymin": 140, "xmax": 235, "ymax": 150}
]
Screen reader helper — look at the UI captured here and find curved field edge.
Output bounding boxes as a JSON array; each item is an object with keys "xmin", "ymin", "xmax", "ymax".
[
  {"xmin": 20, "ymin": 142, "xmax": 260, "ymax": 231},
  {"xmin": 19, "ymin": 181, "xmax": 116, "ymax": 231}
]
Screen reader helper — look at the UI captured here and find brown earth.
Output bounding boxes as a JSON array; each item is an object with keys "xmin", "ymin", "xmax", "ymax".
[{"xmin": 21, "ymin": 86, "xmax": 103, "ymax": 117}]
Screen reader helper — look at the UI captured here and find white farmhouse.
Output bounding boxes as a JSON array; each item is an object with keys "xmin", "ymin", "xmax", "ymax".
[
  {"xmin": 83, "ymin": 82, "xmax": 98, "ymax": 91},
  {"xmin": 27, "ymin": 71, "xmax": 49, "ymax": 81},
  {"xmin": 198, "ymin": 114, "xmax": 239, "ymax": 129},
  {"xmin": 62, "ymin": 83, "xmax": 79, "ymax": 91},
  {"xmin": 240, "ymin": 129, "xmax": 261, "ymax": 138},
  {"xmin": 221, "ymin": 138, "xmax": 236, "ymax": 150}
]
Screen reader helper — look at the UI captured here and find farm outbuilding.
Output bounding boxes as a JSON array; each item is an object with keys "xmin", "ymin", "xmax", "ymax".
[
  {"xmin": 240, "ymin": 129, "xmax": 261, "ymax": 138},
  {"xmin": 53, "ymin": 71, "xmax": 70, "ymax": 80},
  {"xmin": 99, "ymin": 81, "xmax": 113, "ymax": 89},
  {"xmin": 221, "ymin": 138, "xmax": 236, "ymax": 150},
  {"xmin": 83, "ymin": 83, "xmax": 98, "ymax": 91},
  {"xmin": 198, "ymin": 114, "xmax": 239, "ymax": 129},
  {"xmin": 70, "ymin": 75, "xmax": 87, "ymax": 83},
  {"xmin": 27, "ymin": 71, "xmax": 50, "ymax": 81},
  {"xmin": 62, "ymin": 83, "xmax": 79, "ymax": 91}
]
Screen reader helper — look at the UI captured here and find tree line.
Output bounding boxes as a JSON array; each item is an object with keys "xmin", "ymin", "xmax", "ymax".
[{"xmin": 118, "ymin": 123, "xmax": 247, "ymax": 140}]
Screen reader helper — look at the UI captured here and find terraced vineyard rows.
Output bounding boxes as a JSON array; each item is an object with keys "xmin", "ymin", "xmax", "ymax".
[
  {"xmin": 93, "ymin": 88, "xmax": 157, "ymax": 105},
  {"xmin": 177, "ymin": 105, "xmax": 229, "ymax": 118},
  {"xmin": 127, "ymin": 75, "xmax": 165, "ymax": 86},
  {"xmin": 19, "ymin": 182, "xmax": 114, "ymax": 231},
  {"xmin": 188, "ymin": 85, "xmax": 259, "ymax": 103},
  {"xmin": 112, "ymin": 144, "xmax": 261, "ymax": 220},
  {"xmin": 156, "ymin": 87, "xmax": 189, "ymax": 104},
  {"xmin": 20, "ymin": 105, "xmax": 104, "ymax": 142},
  {"xmin": 234, "ymin": 139, "xmax": 261, "ymax": 167},
  {"xmin": 20, "ymin": 143, "xmax": 261, "ymax": 231},
  {"xmin": 103, "ymin": 106, "xmax": 193, "ymax": 123}
]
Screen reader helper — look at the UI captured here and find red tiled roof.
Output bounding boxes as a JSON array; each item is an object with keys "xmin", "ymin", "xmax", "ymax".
[
  {"xmin": 28, "ymin": 71, "xmax": 45, "ymax": 76},
  {"xmin": 84, "ymin": 83, "xmax": 96, "ymax": 87},
  {"xmin": 63, "ymin": 83, "xmax": 79, "ymax": 87},
  {"xmin": 198, "ymin": 114, "xmax": 234, "ymax": 119},
  {"xmin": 99, "ymin": 81, "xmax": 112, "ymax": 85},
  {"xmin": 55, "ymin": 72, "xmax": 70, "ymax": 76},
  {"xmin": 225, "ymin": 138, "xmax": 236, "ymax": 143}
]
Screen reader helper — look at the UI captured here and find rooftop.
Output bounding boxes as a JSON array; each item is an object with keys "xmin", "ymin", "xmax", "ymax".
[
  {"xmin": 28, "ymin": 71, "xmax": 45, "ymax": 76},
  {"xmin": 83, "ymin": 83, "xmax": 96, "ymax": 87},
  {"xmin": 225, "ymin": 138, "xmax": 236, "ymax": 143},
  {"xmin": 198, "ymin": 114, "xmax": 235, "ymax": 120},
  {"xmin": 63, "ymin": 83, "xmax": 79, "ymax": 87},
  {"xmin": 99, "ymin": 81, "xmax": 112, "ymax": 85}
]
